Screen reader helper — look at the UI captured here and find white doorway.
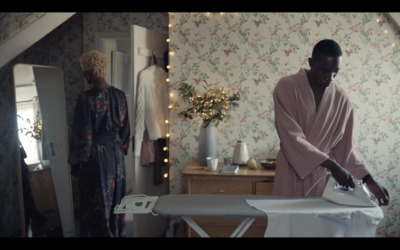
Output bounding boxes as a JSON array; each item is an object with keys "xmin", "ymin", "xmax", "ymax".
[{"xmin": 95, "ymin": 25, "xmax": 169, "ymax": 237}]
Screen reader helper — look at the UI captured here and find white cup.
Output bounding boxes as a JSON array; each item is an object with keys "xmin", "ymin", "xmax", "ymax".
[{"xmin": 206, "ymin": 157, "xmax": 218, "ymax": 171}]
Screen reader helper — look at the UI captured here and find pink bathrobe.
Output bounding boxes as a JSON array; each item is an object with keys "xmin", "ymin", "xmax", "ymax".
[{"xmin": 272, "ymin": 69, "xmax": 370, "ymax": 196}]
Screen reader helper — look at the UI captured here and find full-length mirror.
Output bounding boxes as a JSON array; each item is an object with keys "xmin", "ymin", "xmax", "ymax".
[{"xmin": 13, "ymin": 64, "xmax": 75, "ymax": 237}]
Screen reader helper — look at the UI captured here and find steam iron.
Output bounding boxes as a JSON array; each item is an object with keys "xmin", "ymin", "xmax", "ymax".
[{"xmin": 322, "ymin": 176, "xmax": 377, "ymax": 207}]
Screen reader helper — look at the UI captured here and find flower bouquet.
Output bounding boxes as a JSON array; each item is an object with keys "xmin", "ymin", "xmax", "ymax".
[{"xmin": 178, "ymin": 81, "xmax": 240, "ymax": 128}]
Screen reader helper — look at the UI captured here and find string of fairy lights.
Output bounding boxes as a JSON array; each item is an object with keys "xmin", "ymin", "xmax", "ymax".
[
  {"xmin": 375, "ymin": 17, "xmax": 396, "ymax": 48},
  {"xmin": 162, "ymin": 36, "xmax": 172, "ymax": 179}
]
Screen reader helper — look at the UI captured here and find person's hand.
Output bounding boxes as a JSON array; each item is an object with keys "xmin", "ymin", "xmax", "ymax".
[
  {"xmin": 322, "ymin": 158, "xmax": 355, "ymax": 188},
  {"xmin": 365, "ymin": 177, "xmax": 390, "ymax": 206}
]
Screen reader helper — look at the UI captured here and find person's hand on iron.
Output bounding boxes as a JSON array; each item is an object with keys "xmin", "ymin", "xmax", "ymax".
[
  {"xmin": 322, "ymin": 158, "xmax": 355, "ymax": 188},
  {"xmin": 364, "ymin": 175, "xmax": 390, "ymax": 206}
]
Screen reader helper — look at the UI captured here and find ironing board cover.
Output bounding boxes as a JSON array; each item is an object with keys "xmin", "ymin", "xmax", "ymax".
[
  {"xmin": 246, "ymin": 198, "xmax": 384, "ymax": 237},
  {"xmin": 152, "ymin": 194, "xmax": 304, "ymax": 218}
]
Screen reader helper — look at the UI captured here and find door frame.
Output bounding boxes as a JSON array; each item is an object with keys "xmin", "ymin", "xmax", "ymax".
[{"xmin": 94, "ymin": 27, "xmax": 170, "ymax": 237}]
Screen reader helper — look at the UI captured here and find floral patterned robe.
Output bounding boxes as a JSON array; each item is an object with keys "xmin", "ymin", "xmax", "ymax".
[{"xmin": 68, "ymin": 86, "xmax": 130, "ymax": 237}]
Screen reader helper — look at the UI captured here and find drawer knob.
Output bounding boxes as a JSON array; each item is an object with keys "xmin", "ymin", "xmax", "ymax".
[{"xmin": 218, "ymin": 189, "xmax": 225, "ymax": 193}]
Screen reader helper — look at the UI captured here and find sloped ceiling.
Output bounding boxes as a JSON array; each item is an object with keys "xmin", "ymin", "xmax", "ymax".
[
  {"xmin": 0, "ymin": 12, "xmax": 75, "ymax": 69},
  {"xmin": 386, "ymin": 12, "xmax": 400, "ymax": 29},
  {"xmin": 1, "ymin": 12, "xmax": 397, "ymax": 70}
]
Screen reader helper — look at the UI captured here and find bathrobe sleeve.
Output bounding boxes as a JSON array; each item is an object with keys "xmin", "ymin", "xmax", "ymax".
[
  {"xmin": 331, "ymin": 108, "xmax": 370, "ymax": 179},
  {"xmin": 273, "ymin": 78, "xmax": 329, "ymax": 179},
  {"xmin": 119, "ymin": 96, "xmax": 130, "ymax": 156},
  {"xmin": 68, "ymin": 93, "xmax": 93, "ymax": 176}
]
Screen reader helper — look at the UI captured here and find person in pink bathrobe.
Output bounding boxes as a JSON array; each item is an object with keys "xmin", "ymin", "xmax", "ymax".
[{"xmin": 272, "ymin": 39, "xmax": 390, "ymax": 206}]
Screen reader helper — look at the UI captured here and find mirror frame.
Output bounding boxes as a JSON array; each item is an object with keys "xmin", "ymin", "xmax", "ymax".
[{"xmin": 13, "ymin": 63, "xmax": 75, "ymax": 237}]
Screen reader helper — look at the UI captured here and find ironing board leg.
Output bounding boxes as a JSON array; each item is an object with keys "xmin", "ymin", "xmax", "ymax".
[
  {"xmin": 181, "ymin": 216, "xmax": 210, "ymax": 237},
  {"xmin": 230, "ymin": 217, "xmax": 255, "ymax": 238},
  {"xmin": 181, "ymin": 216, "xmax": 256, "ymax": 238}
]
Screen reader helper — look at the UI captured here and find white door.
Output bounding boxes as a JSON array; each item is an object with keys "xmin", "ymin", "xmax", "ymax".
[{"xmin": 128, "ymin": 25, "xmax": 169, "ymax": 237}]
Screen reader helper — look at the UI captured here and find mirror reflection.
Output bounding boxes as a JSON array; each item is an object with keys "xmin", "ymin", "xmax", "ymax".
[
  {"xmin": 15, "ymin": 64, "xmax": 61, "ymax": 237},
  {"xmin": 14, "ymin": 64, "xmax": 75, "ymax": 237}
]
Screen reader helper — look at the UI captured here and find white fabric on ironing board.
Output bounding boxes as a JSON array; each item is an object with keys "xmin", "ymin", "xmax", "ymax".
[{"xmin": 246, "ymin": 198, "xmax": 384, "ymax": 237}]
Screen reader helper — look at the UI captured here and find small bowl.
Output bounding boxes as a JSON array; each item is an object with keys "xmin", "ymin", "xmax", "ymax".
[{"xmin": 260, "ymin": 159, "xmax": 277, "ymax": 169}]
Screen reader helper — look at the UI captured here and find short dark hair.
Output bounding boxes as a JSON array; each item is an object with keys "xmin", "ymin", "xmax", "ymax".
[{"xmin": 312, "ymin": 39, "xmax": 342, "ymax": 58}]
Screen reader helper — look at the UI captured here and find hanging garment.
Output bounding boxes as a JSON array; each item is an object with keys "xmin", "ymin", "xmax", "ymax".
[
  {"xmin": 68, "ymin": 86, "xmax": 130, "ymax": 237},
  {"xmin": 134, "ymin": 64, "xmax": 169, "ymax": 158},
  {"xmin": 141, "ymin": 129, "xmax": 155, "ymax": 166}
]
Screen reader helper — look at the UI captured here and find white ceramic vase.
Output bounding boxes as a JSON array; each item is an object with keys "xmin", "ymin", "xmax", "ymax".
[{"xmin": 198, "ymin": 122, "xmax": 217, "ymax": 166}]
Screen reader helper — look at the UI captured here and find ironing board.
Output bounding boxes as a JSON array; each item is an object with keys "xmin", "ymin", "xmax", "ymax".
[
  {"xmin": 114, "ymin": 194, "xmax": 384, "ymax": 237},
  {"xmin": 115, "ymin": 194, "xmax": 272, "ymax": 237}
]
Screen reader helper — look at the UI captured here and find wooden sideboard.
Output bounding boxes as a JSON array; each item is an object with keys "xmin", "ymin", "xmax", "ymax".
[{"xmin": 183, "ymin": 161, "xmax": 275, "ymax": 237}]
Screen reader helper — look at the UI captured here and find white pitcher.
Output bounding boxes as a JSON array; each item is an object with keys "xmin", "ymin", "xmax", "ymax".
[{"xmin": 233, "ymin": 140, "xmax": 249, "ymax": 165}]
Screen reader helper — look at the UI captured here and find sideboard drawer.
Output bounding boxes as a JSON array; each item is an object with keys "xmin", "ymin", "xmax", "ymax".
[
  {"xmin": 190, "ymin": 179, "xmax": 252, "ymax": 194},
  {"xmin": 183, "ymin": 161, "xmax": 275, "ymax": 237},
  {"xmin": 255, "ymin": 181, "xmax": 274, "ymax": 195}
]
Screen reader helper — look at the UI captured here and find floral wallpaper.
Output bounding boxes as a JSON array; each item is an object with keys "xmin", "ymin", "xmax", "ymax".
[
  {"xmin": 0, "ymin": 13, "xmax": 45, "ymax": 44},
  {"xmin": 82, "ymin": 12, "xmax": 169, "ymax": 50},
  {"xmin": 168, "ymin": 12, "xmax": 400, "ymax": 237}
]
